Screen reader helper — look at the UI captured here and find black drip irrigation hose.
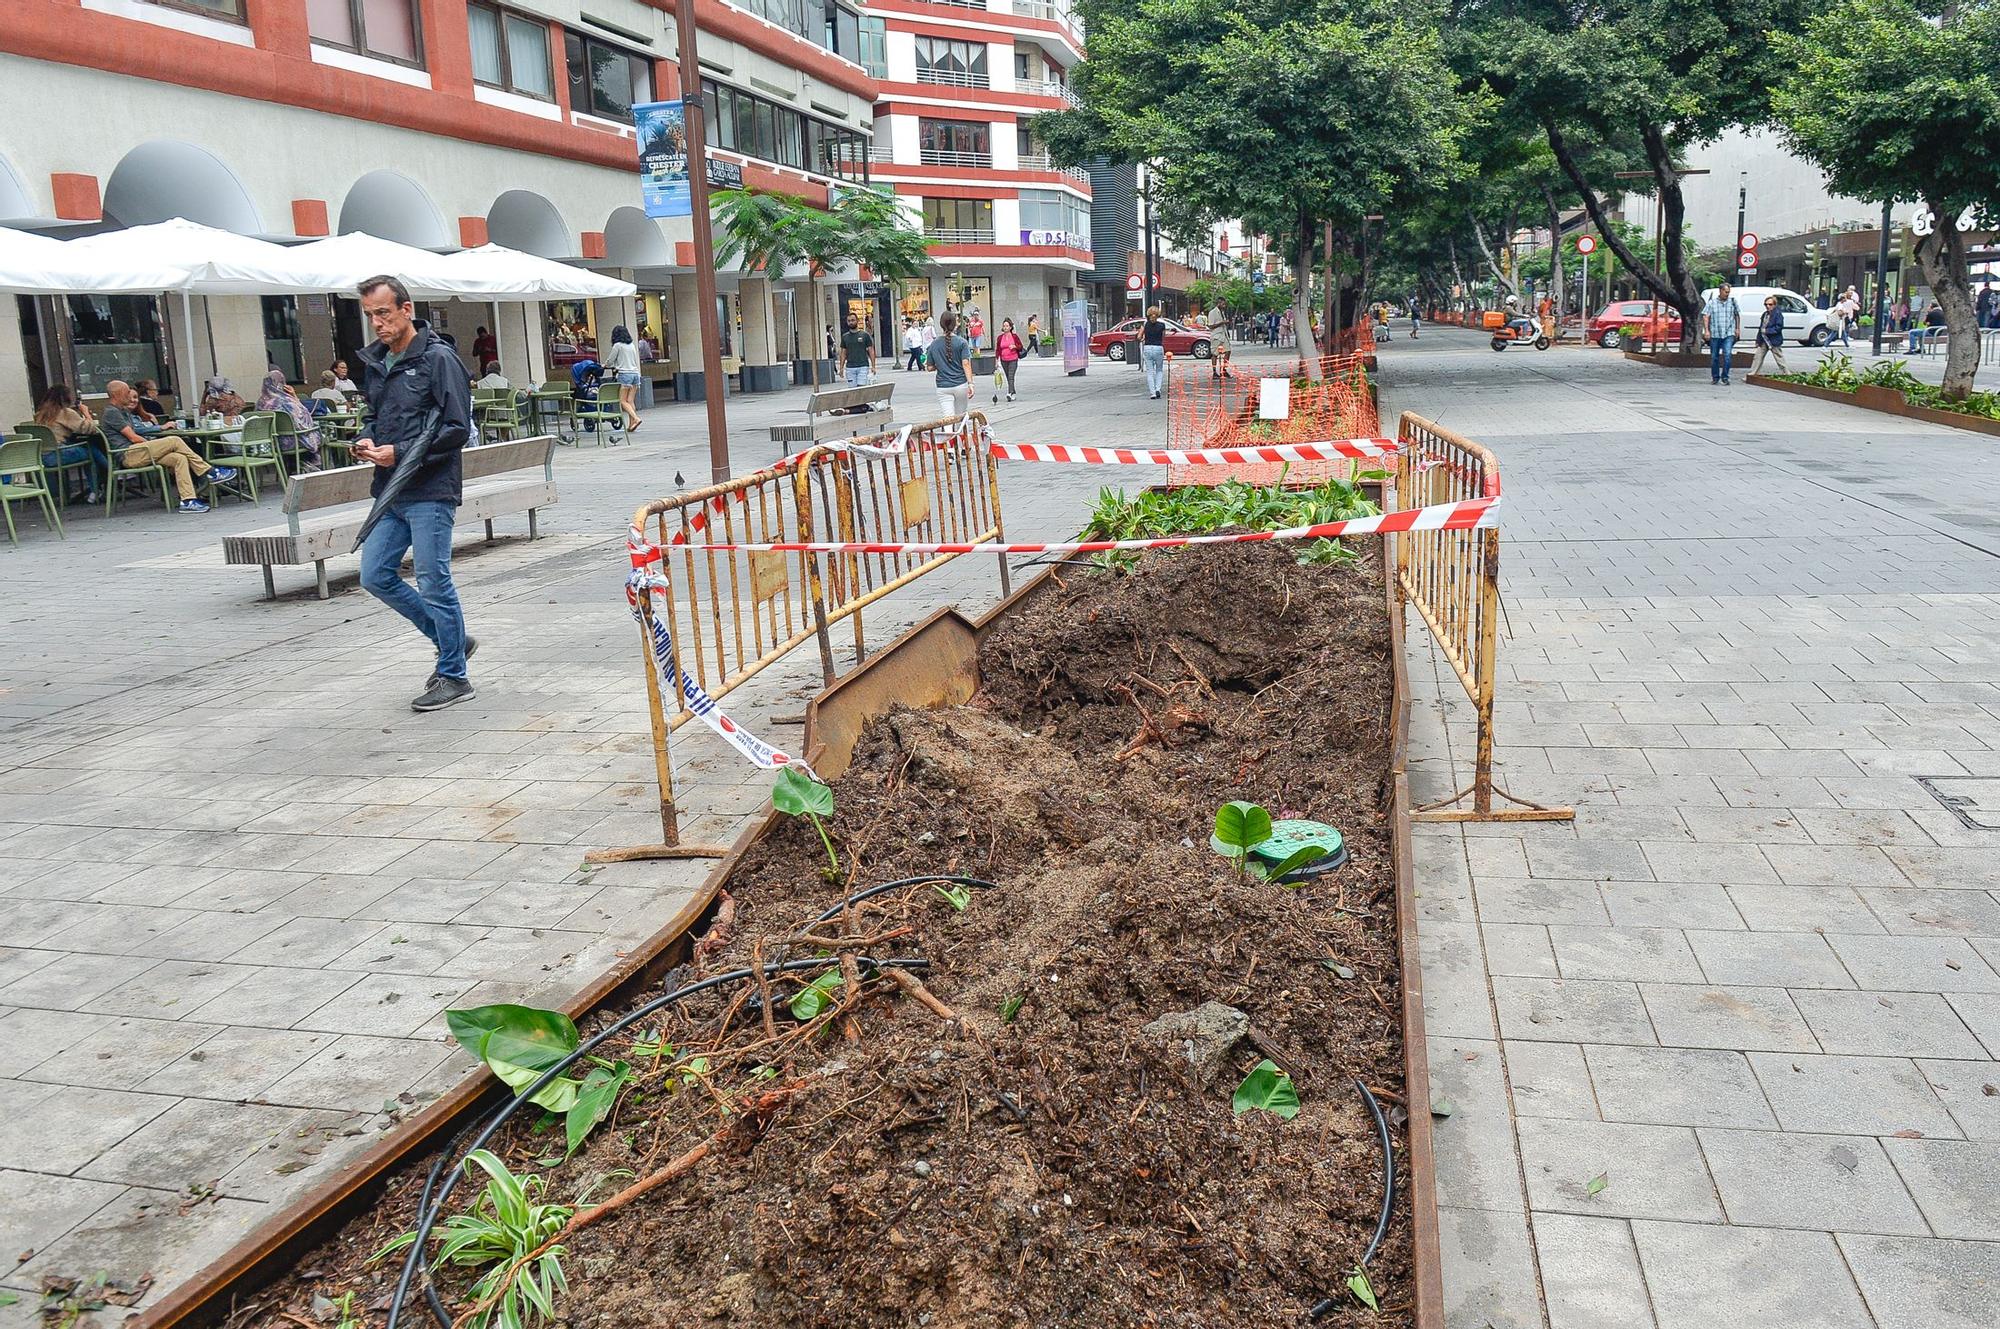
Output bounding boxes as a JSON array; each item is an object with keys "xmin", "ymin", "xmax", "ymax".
[
  {"xmin": 386, "ymin": 955, "xmax": 929, "ymax": 1329},
  {"xmin": 808, "ymin": 874, "xmax": 999, "ymax": 926},
  {"xmin": 1307, "ymin": 1077, "xmax": 1396, "ymax": 1320}
]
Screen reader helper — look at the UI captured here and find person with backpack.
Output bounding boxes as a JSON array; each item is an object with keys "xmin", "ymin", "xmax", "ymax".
[{"xmin": 928, "ymin": 311, "xmax": 976, "ymax": 418}]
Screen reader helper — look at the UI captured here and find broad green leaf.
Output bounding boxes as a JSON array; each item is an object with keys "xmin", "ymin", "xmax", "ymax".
[
  {"xmin": 566, "ymin": 1061, "xmax": 631, "ymax": 1158},
  {"xmin": 772, "ymin": 767, "xmax": 833, "ymax": 818},
  {"xmin": 1212, "ymin": 801, "xmax": 1273, "ymax": 856},
  {"xmin": 790, "ymin": 970, "xmax": 844, "ymax": 1021},
  {"xmin": 1585, "ymin": 1173, "xmax": 1609, "ymax": 1197},
  {"xmin": 1232, "ymin": 1059, "xmax": 1301, "ymax": 1119},
  {"xmin": 1256, "ymin": 843, "xmax": 1332, "ymax": 884},
  {"xmin": 1347, "ymin": 1265, "xmax": 1379, "ymax": 1311},
  {"xmin": 446, "ymin": 1005, "xmax": 583, "ymax": 1113}
]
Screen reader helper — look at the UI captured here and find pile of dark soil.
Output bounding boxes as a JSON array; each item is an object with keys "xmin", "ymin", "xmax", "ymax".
[{"xmin": 239, "ymin": 542, "xmax": 1407, "ymax": 1329}]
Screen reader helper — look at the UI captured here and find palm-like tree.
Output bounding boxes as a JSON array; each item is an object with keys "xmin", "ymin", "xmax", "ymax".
[{"xmin": 713, "ymin": 185, "xmax": 933, "ymax": 386}]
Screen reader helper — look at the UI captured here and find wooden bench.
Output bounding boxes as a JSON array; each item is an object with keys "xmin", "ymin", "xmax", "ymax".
[
  {"xmin": 768, "ymin": 382, "xmax": 895, "ymax": 455},
  {"xmin": 222, "ymin": 435, "xmax": 559, "ymax": 600}
]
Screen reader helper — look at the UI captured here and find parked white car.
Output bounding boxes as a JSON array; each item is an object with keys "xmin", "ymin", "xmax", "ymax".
[{"xmin": 1701, "ymin": 286, "xmax": 1839, "ymax": 346}]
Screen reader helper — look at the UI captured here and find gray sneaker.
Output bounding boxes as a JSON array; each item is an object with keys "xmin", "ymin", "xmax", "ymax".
[
  {"xmin": 427, "ymin": 634, "xmax": 477, "ymax": 691},
  {"xmin": 412, "ymin": 676, "xmax": 476, "ymax": 712}
]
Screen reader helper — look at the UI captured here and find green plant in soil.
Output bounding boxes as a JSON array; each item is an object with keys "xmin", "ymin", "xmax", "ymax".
[
  {"xmin": 374, "ymin": 1151, "xmax": 572, "ymax": 1329},
  {"xmin": 1231, "ymin": 1059, "xmax": 1301, "ymax": 1119},
  {"xmin": 1086, "ymin": 476, "xmax": 1378, "ymax": 573},
  {"xmin": 1210, "ymin": 801, "xmax": 1343, "ymax": 884},
  {"xmin": 1347, "ymin": 1265, "xmax": 1380, "ymax": 1311},
  {"xmin": 444, "ymin": 1005, "xmax": 632, "ymax": 1159},
  {"xmin": 772, "ymin": 766, "xmax": 840, "ymax": 878},
  {"xmin": 931, "ymin": 882, "xmax": 973, "ymax": 911},
  {"xmin": 789, "ymin": 969, "xmax": 844, "ymax": 1021}
]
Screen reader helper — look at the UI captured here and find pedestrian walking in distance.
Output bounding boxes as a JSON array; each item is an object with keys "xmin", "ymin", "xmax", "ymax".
[
  {"xmin": 1700, "ymin": 281, "xmax": 1743, "ymax": 386},
  {"xmin": 1749, "ymin": 295, "xmax": 1789, "ymax": 376},
  {"xmin": 994, "ymin": 318, "xmax": 1025, "ymax": 402},
  {"xmin": 1141, "ymin": 305, "xmax": 1168, "ymax": 399},
  {"xmin": 928, "ymin": 310, "xmax": 976, "ymax": 419},
  {"xmin": 351, "ymin": 274, "xmax": 478, "ymax": 712}
]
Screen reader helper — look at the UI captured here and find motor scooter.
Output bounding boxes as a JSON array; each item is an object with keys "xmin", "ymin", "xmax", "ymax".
[{"xmin": 1490, "ymin": 315, "xmax": 1551, "ymax": 351}]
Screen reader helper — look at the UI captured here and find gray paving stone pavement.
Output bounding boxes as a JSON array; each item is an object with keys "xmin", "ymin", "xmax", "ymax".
[
  {"xmin": 1392, "ymin": 329, "xmax": 2000, "ymax": 1327},
  {"xmin": 0, "ymin": 350, "xmax": 1173, "ymax": 1314}
]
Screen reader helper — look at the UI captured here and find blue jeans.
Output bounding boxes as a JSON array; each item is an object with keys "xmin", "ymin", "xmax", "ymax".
[
  {"xmin": 362, "ymin": 499, "xmax": 468, "ymax": 681},
  {"xmin": 844, "ymin": 365, "xmax": 870, "ymax": 387},
  {"xmin": 1708, "ymin": 335, "xmax": 1736, "ymax": 382},
  {"xmin": 1141, "ymin": 343, "xmax": 1167, "ymax": 395}
]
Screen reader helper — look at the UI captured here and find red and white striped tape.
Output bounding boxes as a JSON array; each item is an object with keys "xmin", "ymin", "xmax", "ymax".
[
  {"xmin": 989, "ymin": 438, "xmax": 1399, "ymax": 465},
  {"xmin": 636, "ymin": 494, "xmax": 1497, "ymax": 559}
]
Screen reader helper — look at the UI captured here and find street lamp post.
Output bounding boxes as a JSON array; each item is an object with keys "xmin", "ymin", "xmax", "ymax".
[
  {"xmin": 1872, "ymin": 198, "xmax": 1892, "ymax": 357},
  {"xmin": 1735, "ymin": 172, "xmax": 1749, "ymax": 280},
  {"xmin": 673, "ymin": 0, "xmax": 733, "ymax": 482}
]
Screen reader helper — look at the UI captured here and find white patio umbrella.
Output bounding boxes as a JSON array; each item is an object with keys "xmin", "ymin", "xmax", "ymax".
[
  {"xmin": 0, "ymin": 224, "xmax": 192, "ymax": 294},
  {"xmin": 62, "ymin": 218, "xmax": 335, "ymax": 294},
  {"xmin": 434, "ymin": 244, "xmax": 637, "ymax": 298},
  {"xmin": 283, "ymin": 231, "xmax": 473, "ymax": 299}
]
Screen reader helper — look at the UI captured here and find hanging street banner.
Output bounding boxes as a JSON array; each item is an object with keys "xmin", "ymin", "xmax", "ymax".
[{"xmin": 635, "ymin": 100, "xmax": 690, "ymax": 218}]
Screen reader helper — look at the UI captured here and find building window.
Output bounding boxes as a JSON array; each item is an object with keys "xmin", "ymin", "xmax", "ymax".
[
  {"xmin": 1014, "ymin": 50, "xmax": 1030, "ymax": 81},
  {"xmin": 824, "ymin": 2, "xmax": 862, "ymax": 61},
  {"xmin": 856, "ymin": 16, "xmax": 887, "ymax": 77},
  {"xmin": 916, "ymin": 37, "xmax": 989, "ymax": 88},
  {"xmin": 918, "ymin": 119, "xmax": 991, "ymax": 165},
  {"xmin": 145, "ymin": 0, "xmax": 245, "ymax": 20},
  {"xmin": 307, "ymin": 0, "xmax": 424, "ymax": 66},
  {"xmin": 66, "ymin": 296, "xmax": 166, "ymax": 396},
  {"xmin": 1019, "ymin": 189, "xmax": 1089, "ymax": 249},
  {"xmin": 743, "ymin": 0, "xmax": 812, "ymax": 42},
  {"xmin": 922, "ymin": 197, "xmax": 994, "ymax": 242},
  {"xmin": 700, "ymin": 79, "xmax": 871, "ymax": 182},
  {"xmin": 565, "ymin": 31, "xmax": 654, "ymax": 122},
  {"xmin": 469, "ymin": 5, "xmax": 554, "ymax": 99}
]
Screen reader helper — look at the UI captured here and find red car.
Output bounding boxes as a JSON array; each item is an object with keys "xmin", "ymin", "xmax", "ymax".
[
  {"xmin": 1090, "ymin": 316, "xmax": 1213, "ymax": 360},
  {"xmin": 1588, "ymin": 300, "xmax": 1682, "ymax": 348}
]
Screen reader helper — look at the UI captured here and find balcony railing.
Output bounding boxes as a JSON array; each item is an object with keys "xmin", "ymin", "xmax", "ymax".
[
  {"xmin": 926, "ymin": 228, "xmax": 998, "ymax": 245},
  {"xmin": 920, "ymin": 0, "xmax": 989, "ymax": 9},
  {"xmin": 915, "ymin": 66, "xmax": 991, "ymax": 89},
  {"xmin": 1011, "ymin": 0, "xmax": 1082, "ymax": 28},
  {"xmin": 1037, "ymin": 80, "xmax": 1082, "ymax": 108},
  {"xmin": 919, "ymin": 148, "xmax": 994, "ymax": 168},
  {"xmin": 1016, "ymin": 153, "xmax": 1090, "ymax": 184}
]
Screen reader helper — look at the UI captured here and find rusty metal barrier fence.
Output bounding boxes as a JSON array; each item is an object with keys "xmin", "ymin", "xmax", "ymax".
[
  {"xmin": 598, "ymin": 413, "xmax": 1008, "ymax": 860},
  {"xmin": 1391, "ymin": 413, "xmax": 1573, "ymax": 824}
]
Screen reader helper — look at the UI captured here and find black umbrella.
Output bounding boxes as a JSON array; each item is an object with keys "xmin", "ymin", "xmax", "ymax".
[{"xmin": 350, "ymin": 404, "xmax": 442, "ymax": 552}]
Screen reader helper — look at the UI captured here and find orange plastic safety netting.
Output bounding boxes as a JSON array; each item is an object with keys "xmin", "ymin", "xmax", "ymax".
[{"xmin": 1163, "ymin": 352, "xmax": 1380, "ymax": 487}]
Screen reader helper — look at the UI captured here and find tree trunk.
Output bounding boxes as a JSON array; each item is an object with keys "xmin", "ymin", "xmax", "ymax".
[
  {"xmin": 1295, "ymin": 212, "xmax": 1323, "ymax": 377},
  {"xmin": 1467, "ymin": 213, "xmax": 1515, "ymax": 302},
  {"xmin": 1448, "ymin": 236, "xmax": 1466, "ymax": 309},
  {"xmin": 1321, "ymin": 219, "xmax": 1337, "ymax": 348},
  {"xmin": 1542, "ymin": 186, "xmax": 1565, "ymax": 324},
  {"xmin": 1642, "ymin": 124, "xmax": 1704, "ymax": 353},
  {"xmin": 1546, "ymin": 121, "xmax": 1700, "ymax": 341},
  {"xmin": 1914, "ymin": 200, "xmax": 1981, "ymax": 399},
  {"xmin": 808, "ymin": 267, "xmax": 825, "ymax": 389}
]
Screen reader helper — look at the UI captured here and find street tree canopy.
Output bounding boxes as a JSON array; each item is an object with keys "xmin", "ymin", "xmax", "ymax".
[
  {"xmin": 1771, "ymin": 0, "xmax": 2000, "ymax": 396},
  {"xmin": 1037, "ymin": 0, "xmax": 1472, "ymax": 360}
]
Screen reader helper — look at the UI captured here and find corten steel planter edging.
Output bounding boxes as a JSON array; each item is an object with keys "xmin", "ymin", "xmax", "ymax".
[
  {"xmin": 1748, "ymin": 374, "xmax": 2000, "ymax": 439},
  {"xmin": 1622, "ymin": 347, "xmax": 1753, "ymax": 369},
  {"xmin": 138, "ymin": 562, "xmax": 1442, "ymax": 1329}
]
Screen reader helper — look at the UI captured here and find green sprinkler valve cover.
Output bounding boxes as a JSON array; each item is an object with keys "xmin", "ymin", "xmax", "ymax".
[{"xmin": 1253, "ymin": 819, "xmax": 1347, "ymax": 880}]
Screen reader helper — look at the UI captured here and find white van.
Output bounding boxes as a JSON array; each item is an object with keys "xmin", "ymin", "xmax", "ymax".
[{"xmin": 1701, "ymin": 286, "xmax": 1838, "ymax": 346}]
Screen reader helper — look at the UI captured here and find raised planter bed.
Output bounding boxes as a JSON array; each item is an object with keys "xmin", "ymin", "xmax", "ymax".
[
  {"xmin": 1623, "ymin": 347, "xmax": 1753, "ymax": 369},
  {"xmin": 148, "ymin": 540, "xmax": 1440, "ymax": 1329},
  {"xmin": 1748, "ymin": 375, "xmax": 2000, "ymax": 438}
]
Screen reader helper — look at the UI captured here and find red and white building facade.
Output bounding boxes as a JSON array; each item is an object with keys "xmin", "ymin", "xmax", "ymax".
[{"xmin": 854, "ymin": 0, "xmax": 1090, "ymax": 349}]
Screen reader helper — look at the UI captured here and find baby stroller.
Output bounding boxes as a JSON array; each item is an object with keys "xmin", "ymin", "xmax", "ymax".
[{"xmin": 567, "ymin": 357, "xmax": 618, "ymax": 446}]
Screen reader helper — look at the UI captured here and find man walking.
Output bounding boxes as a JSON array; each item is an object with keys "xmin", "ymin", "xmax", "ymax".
[
  {"xmin": 839, "ymin": 314, "xmax": 875, "ymax": 387},
  {"xmin": 1700, "ymin": 282, "xmax": 1743, "ymax": 386},
  {"xmin": 902, "ymin": 319, "xmax": 924, "ymax": 371},
  {"xmin": 927, "ymin": 310, "xmax": 975, "ymax": 418},
  {"xmin": 351, "ymin": 274, "xmax": 477, "ymax": 712}
]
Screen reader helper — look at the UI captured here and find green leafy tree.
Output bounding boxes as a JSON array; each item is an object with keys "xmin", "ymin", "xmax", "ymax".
[
  {"xmin": 713, "ymin": 186, "xmax": 932, "ymax": 385},
  {"xmin": 1457, "ymin": 0, "xmax": 1810, "ymax": 349},
  {"xmin": 1036, "ymin": 0, "xmax": 1473, "ymax": 367},
  {"xmin": 1771, "ymin": 0, "xmax": 2000, "ymax": 398}
]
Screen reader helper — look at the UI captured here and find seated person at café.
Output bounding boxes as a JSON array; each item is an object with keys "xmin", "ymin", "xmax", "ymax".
[
  {"xmin": 200, "ymin": 375, "xmax": 247, "ymax": 420},
  {"xmin": 134, "ymin": 379, "xmax": 168, "ymax": 422},
  {"xmin": 476, "ymin": 361, "xmax": 511, "ymax": 390},
  {"xmin": 257, "ymin": 369, "xmax": 324, "ymax": 471},
  {"xmin": 32, "ymin": 384, "xmax": 110, "ymax": 504},
  {"xmin": 330, "ymin": 360, "xmax": 359, "ymax": 394},
  {"xmin": 102, "ymin": 380, "xmax": 236, "ymax": 514},
  {"xmin": 309, "ymin": 369, "xmax": 347, "ymax": 409}
]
